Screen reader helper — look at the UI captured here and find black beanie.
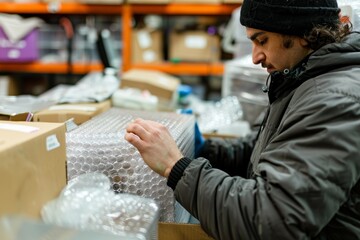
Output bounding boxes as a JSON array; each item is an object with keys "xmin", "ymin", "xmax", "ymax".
[{"xmin": 240, "ymin": 0, "xmax": 340, "ymax": 36}]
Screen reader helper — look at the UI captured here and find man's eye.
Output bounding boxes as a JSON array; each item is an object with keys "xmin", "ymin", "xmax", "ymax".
[{"xmin": 258, "ymin": 39, "xmax": 267, "ymax": 46}]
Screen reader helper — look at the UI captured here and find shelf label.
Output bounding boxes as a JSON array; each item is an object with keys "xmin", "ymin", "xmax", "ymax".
[
  {"xmin": 137, "ymin": 30, "xmax": 152, "ymax": 49},
  {"xmin": 142, "ymin": 50, "xmax": 156, "ymax": 62},
  {"xmin": 185, "ymin": 36, "xmax": 207, "ymax": 49}
]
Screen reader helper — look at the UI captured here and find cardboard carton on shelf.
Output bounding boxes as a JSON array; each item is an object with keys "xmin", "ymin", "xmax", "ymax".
[
  {"xmin": 169, "ymin": 30, "xmax": 220, "ymax": 62},
  {"xmin": 132, "ymin": 28, "xmax": 163, "ymax": 64},
  {"xmin": 0, "ymin": 121, "xmax": 67, "ymax": 219},
  {"xmin": 33, "ymin": 100, "xmax": 111, "ymax": 125}
]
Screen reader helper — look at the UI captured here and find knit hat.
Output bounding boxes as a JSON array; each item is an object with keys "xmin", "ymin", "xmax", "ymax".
[{"xmin": 240, "ymin": 0, "xmax": 340, "ymax": 36}]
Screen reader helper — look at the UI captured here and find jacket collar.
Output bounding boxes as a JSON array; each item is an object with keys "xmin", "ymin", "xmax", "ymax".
[
  {"xmin": 266, "ymin": 32, "xmax": 360, "ymax": 104},
  {"xmin": 267, "ymin": 56, "xmax": 309, "ymax": 104}
]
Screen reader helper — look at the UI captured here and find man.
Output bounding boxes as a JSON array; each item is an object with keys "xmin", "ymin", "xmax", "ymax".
[{"xmin": 125, "ymin": 0, "xmax": 360, "ymax": 239}]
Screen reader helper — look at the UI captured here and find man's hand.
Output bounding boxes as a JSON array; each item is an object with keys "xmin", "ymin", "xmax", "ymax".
[{"xmin": 125, "ymin": 118, "xmax": 183, "ymax": 178}]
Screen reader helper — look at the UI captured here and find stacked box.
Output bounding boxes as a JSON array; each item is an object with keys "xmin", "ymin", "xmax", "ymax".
[
  {"xmin": 0, "ymin": 121, "xmax": 67, "ymax": 219},
  {"xmin": 33, "ymin": 100, "xmax": 112, "ymax": 125},
  {"xmin": 169, "ymin": 30, "xmax": 220, "ymax": 62},
  {"xmin": 66, "ymin": 108, "xmax": 195, "ymax": 222},
  {"xmin": 132, "ymin": 29, "xmax": 163, "ymax": 64}
]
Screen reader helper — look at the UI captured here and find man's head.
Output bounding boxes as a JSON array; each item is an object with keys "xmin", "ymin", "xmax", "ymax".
[
  {"xmin": 240, "ymin": 0, "xmax": 340, "ymax": 37},
  {"xmin": 246, "ymin": 29, "xmax": 312, "ymax": 73},
  {"xmin": 240, "ymin": 0, "xmax": 343, "ymax": 73}
]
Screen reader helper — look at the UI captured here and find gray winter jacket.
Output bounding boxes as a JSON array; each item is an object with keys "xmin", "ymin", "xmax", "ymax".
[{"xmin": 168, "ymin": 32, "xmax": 360, "ymax": 240}]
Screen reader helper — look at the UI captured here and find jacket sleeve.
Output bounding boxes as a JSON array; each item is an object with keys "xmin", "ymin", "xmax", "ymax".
[
  {"xmin": 173, "ymin": 88, "xmax": 360, "ymax": 240},
  {"xmin": 199, "ymin": 131, "xmax": 257, "ymax": 177}
]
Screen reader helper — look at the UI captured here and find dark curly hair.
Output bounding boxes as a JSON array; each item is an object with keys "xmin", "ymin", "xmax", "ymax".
[{"xmin": 303, "ymin": 20, "xmax": 353, "ymax": 50}]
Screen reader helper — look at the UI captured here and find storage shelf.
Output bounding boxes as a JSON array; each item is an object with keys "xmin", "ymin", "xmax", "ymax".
[
  {"xmin": 0, "ymin": 3, "xmax": 240, "ymax": 76},
  {"xmin": 0, "ymin": 3, "xmax": 122, "ymax": 14},
  {"xmin": 0, "ymin": 62, "xmax": 103, "ymax": 74}
]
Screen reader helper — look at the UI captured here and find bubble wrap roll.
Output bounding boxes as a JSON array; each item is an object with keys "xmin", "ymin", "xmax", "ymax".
[{"xmin": 66, "ymin": 108, "xmax": 195, "ymax": 222}]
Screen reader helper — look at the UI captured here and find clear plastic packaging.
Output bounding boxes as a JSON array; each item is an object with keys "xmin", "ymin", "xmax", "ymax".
[
  {"xmin": 189, "ymin": 95, "xmax": 244, "ymax": 133},
  {"xmin": 41, "ymin": 173, "xmax": 159, "ymax": 240},
  {"xmin": 66, "ymin": 108, "xmax": 195, "ymax": 222}
]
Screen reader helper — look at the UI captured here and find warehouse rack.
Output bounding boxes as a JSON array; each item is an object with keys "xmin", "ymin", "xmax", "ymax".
[{"xmin": 0, "ymin": 2, "xmax": 239, "ymax": 76}]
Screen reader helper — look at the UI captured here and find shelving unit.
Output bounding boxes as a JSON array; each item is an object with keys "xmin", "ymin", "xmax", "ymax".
[
  {"xmin": 0, "ymin": 2, "xmax": 239, "ymax": 76},
  {"xmin": 122, "ymin": 3, "xmax": 238, "ymax": 75},
  {"xmin": 0, "ymin": 2, "xmax": 122, "ymax": 75}
]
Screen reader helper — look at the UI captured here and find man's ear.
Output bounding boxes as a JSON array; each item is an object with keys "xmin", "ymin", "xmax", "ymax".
[
  {"xmin": 299, "ymin": 37, "xmax": 309, "ymax": 47},
  {"xmin": 298, "ymin": 37, "xmax": 313, "ymax": 54}
]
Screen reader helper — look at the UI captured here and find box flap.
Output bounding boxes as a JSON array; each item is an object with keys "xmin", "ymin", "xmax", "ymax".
[
  {"xmin": 158, "ymin": 223, "xmax": 214, "ymax": 240},
  {"xmin": 122, "ymin": 69, "xmax": 180, "ymax": 91}
]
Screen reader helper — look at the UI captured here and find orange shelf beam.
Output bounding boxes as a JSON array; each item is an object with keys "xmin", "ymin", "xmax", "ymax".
[
  {"xmin": 0, "ymin": 3, "xmax": 122, "ymax": 14},
  {"xmin": 0, "ymin": 62, "xmax": 103, "ymax": 74},
  {"xmin": 130, "ymin": 62, "xmax": 224, "ymax": 76},
  {"xmin": 131, "ymin": 4, "xmax": 239, "ymax": 15},
  {"xmin": 122, "ymin": 4, "xmax": 132, "ymax": 73}
]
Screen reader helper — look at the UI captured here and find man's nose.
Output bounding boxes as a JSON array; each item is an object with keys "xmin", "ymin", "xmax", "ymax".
[{"xmin": 252, "ymin": 45, "xmax": 265, "ymax": 65}]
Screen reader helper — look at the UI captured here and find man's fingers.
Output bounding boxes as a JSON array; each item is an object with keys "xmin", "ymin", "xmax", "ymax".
[
  {"xmin": 125, "ymin": 132, "xmax": 143, "ymax": 149},
  {"xmin": 133, "ymin": 118, "xmax": 159, "ymax": 132},
  {"xmin": 126, "ymin": 120, "xmax": 149, "ymax": 140}
]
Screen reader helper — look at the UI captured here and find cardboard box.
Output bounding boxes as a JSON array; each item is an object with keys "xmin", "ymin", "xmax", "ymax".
[
  {"xmin": 0, "ymin": 112, "xmax": 31, "ymax": 121},
  {"xmin": 33, "ymin": 100, "xmax": 111, "ymax": 125},
  {"xmin": 169, "ymin": 30, "xmax": 220, "ymax": 62},
  {"xmin": 0, "ymin": 121, "xmax": 67, "ymax": 219},
  {"xmin": 159, "ymin": 223, "xmax": 214, "ymax": 240},
  {"xmin": 121, "ymin": 69, "xmax": 180, "ymax": 102},
  {"xmin": 132, "ymin": 29, "xmax": 163, "ymax": 64}
]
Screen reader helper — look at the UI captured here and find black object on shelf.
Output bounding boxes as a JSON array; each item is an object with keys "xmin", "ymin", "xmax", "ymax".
[{"xmin": 96, "ymin": 29, "xmax": 119, "ymax": 70}]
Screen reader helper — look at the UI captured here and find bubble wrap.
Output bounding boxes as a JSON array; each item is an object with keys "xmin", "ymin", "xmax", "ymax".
[
  {"xmin": 66, "ymin": 108, "xmax": 195, "ymax": 222},
  {"xmin": 42, "ymin": 173, "xmax": 159, "ymax": 240}
]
